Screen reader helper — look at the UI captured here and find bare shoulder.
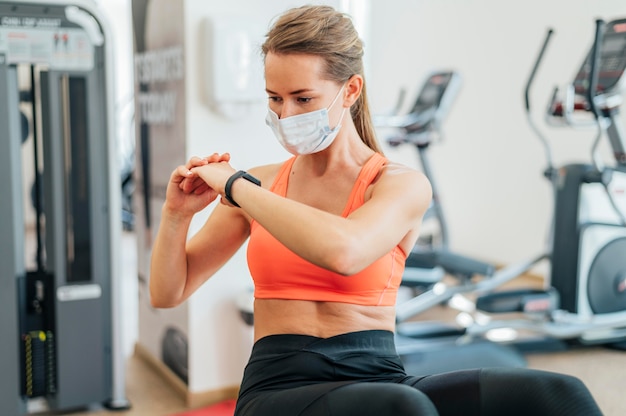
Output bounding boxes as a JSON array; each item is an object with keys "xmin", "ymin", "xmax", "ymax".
[
  {"xmin": 379, "ymin": 160, "xmax": 431, "ymax": 192},
  {"xmin": 367, "ymin": 159, "xmax": 432, "ymax": 212}
]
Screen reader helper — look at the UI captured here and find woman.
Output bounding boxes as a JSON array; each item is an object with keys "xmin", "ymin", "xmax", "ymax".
[{"xmin": 150, "ymin": 5, "xmax": 602, "ymax": 416}]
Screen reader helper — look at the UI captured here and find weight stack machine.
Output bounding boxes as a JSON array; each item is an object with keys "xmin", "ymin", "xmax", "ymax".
[{"xmin": 0, "ymin": 1, "xmax": 129, "ymax": 413}]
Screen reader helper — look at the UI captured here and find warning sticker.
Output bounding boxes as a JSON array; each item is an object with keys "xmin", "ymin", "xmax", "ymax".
[{"xmin": 0, "ymin": 26, "xmax": 94, "ymax": 70}]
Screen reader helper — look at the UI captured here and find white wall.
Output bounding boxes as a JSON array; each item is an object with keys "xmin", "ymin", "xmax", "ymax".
[{"xmin": 367, "ymin": 0, "xmax": 626, "ymax": 267}]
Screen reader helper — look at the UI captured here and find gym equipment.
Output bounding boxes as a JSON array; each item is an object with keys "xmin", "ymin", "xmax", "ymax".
[
  {"xmin": 440, "ymin": 18, "xmax": 626, "ymax": 350},
  {"xmin": 375, "ymin": 71, "xmax": 461, "ymax": 254},
  {"xmin": 375, "ymin": 72, "xmax": 511, "ymax": 325},
  {"xmin": 379, "ymin": 19, "xmax": 626, "ymax": 375},
  {"xmin": 0, "ymin": 1, "xmax": 129, "ymax": 414},
  {"xmin": 374, "ymin": 72, "xmax": 528, "ymax": 372},
  {"xmin": 375, "ymin": 71, "xmax": 498, "ymax": 301},
  {"xmin": 382, "ymin": 75, "xmax": 547, "ymax": 331}
]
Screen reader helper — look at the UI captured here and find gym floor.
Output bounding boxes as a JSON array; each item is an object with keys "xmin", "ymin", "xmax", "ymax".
[{"xmin": 44, "ymin": 232, "xmax": 626, "ymax": 416}]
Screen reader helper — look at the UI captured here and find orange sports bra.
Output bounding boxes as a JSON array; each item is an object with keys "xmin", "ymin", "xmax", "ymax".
[{"xmin": 246, "ymin": 153, "xmax": 407, "ymax": 307}]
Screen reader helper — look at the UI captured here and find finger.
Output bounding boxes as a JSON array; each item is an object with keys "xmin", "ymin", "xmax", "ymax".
[
  {"xmin": 178, "ymin": 177, "xmax": 192, "ymax": 192},
  {"xmin": 186, "ymin": 156, "xmax": 209, "ymax": 170},
  {"xmin": 193, "ymin": 183, "xmax": 211, "ymax": 195},
  {"xmin": 182, "ymin": 176, "xmax": 205, "ymax": 194},
  {"xmin": 205, "ymin": 152, "xmax": 232, "ymax": 163},
  {"xmin": 205, "ymin": 152, "xmax": 222, "ymax": 163},
  {"xmin": 173, "ymin": 165, "xmax": 194, "ymax": 184},
  {"xmin": 178, "ymin": 172, "xmax": 199, "ymax": 190},
  {"xmin": 179, "ymin": 179, "xmax": 192, "ymax": 193}
]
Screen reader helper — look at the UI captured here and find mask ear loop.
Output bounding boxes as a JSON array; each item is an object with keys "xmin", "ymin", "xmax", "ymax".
[
  {"xmin": 333, "ymin": 107, "xmax": 347, "ymax": 131},
  {"xmin": 328, "ymin": 84, "xmax": 346, "ymax": 110},
  {"xmin": 328, "ymin": 83, "xmax": 347, "ymax": 129}
]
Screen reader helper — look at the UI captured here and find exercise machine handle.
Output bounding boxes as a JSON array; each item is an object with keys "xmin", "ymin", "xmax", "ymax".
[
  {"xmin": 525, "ymin": 28, "xmax": 554, "ymax": 112},
  {"xmin": 588, "ymin": 19, "xmax": 607, "ymax": 174},
  {"xmin": 586, "ymin": 19, "xmax": 605, "ymax": 119},
  {"xmin": 524, "ymin": 28, "xmax": 556, "ymax": 177}
]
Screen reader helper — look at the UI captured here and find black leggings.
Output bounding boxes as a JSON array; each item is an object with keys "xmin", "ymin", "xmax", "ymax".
[{"xmin": 234, "ymin": 330, "xmax": 602, "ymax": 416}]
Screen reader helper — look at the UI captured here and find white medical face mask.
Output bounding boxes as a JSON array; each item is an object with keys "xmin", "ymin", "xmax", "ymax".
[{"xmin": 265, "ymin": 85, "xmax": 346, "ymax": 155}]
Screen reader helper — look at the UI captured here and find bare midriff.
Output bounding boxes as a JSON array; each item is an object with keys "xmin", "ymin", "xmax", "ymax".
[{"xmin": 253, "ymin": 298, "xmax": 396, "ymax": 342}]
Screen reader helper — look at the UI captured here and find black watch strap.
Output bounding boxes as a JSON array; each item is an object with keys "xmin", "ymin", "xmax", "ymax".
[{"xmin": 224, "ymin": 170, "xmax": 261, "ymax": 207}]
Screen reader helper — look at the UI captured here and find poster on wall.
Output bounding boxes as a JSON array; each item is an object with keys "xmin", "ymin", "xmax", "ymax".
[{"xmin": 131, "ymin": 0, "xmax": 189, "ymax": 385}]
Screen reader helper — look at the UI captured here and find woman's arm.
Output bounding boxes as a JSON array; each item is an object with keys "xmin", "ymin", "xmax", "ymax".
[
  {"xmin": 150, "ymin": 203, "xmax": 250, "ymax": 308},
  {"xmin": 149, "ymin": 154, "xmax": 251, "ymax": 308},
  {"xmin": 193, "ymin": 161, "xmax": 432, "ymax": 275}
]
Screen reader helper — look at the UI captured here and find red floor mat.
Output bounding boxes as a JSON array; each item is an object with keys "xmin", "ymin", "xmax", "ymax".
[{"xmin": 173, "ymin": 399, "xmax": 236, "ymax": 416}]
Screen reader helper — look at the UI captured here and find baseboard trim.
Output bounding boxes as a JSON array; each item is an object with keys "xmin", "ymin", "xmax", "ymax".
[
  {"xmin": 187, "ymin": 385, "xmax": 240, "ymax": 409},
  {"xmin": 133, "ymin": 343, "xmax": 239, "ymax": 408}
]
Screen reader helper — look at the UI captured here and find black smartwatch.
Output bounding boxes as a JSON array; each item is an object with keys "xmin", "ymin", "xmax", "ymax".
[{"xmin": 224, "ymin": 170, "xmax": 261, "ymax": 207}]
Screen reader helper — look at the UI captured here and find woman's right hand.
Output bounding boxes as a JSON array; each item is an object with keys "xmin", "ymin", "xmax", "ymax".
[{"xmin": 163, "ymin": 153, "xmax": 231, "ymax": 218}]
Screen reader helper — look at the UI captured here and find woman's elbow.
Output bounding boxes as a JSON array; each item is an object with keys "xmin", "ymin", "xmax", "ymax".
[
  {"xmin": 149, "ymin": 290, "xmax": 182, "ymax": 309},
  {"xmin": 323, "ymin": 241, "xmax": 364, "ymax": 276}
]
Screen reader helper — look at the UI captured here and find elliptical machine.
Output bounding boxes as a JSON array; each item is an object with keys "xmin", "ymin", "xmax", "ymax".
[{"xmin": 458, "ymin": 18, "xmax": 626, "ymax": 349}]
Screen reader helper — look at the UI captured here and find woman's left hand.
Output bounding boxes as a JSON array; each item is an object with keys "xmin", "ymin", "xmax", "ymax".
[{"xmin": 191, "ymin": 158, "xmax": 238, "ymax": 205}]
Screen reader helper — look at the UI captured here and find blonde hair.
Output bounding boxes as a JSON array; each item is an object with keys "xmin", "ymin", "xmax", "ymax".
[{"xmin": 261, "ymin": 5, "xmax": 383, "ymax": 154}]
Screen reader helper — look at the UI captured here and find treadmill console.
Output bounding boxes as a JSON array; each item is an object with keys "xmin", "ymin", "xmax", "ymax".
[
  {"xmin": 403, "ymin": 71, "xmax": 461, "ymax": 133},
  {"xmin": 410, "ymin": 72, "xmax": 459, "ymax": 114},
  {"xmin": 373, "ymin": 70, "xmax": 461, "ymax": 146},
  {"xmin": 383, "ymin": 70, "xmax": 462, "ymax": 138}
]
